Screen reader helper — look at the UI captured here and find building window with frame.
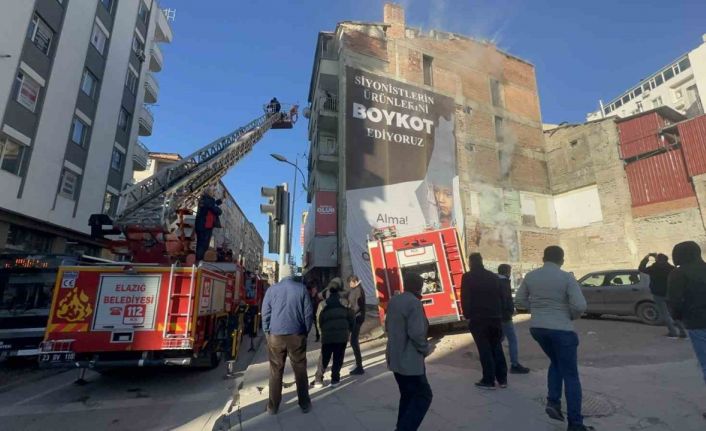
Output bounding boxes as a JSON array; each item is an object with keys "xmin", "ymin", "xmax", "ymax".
[
  {"xmin": 652, "ymin": 96, "xmax": 663, "ymax": 108},
  {"xmin": 59, "ymin": 169, "xmax": 79, "ymax": 200},
  {"xmin": 423, "ymin": 55, "xmax": 433, "ymax": 86},
  {"xmin": 494, "ymin": 116, "xmax": 504, "ymax": 143},
  {"xmin": 0, "ymin": 136, "xmax": 26, "ymax": 176},
  {"xmin": 490, "ymin": 78, "xmax": 503, "ymax": 108},
  {"xmin": 663, "ymin": 68, "xmax": 675, "ymax": 82},
  {"xmin": 80, "ymin": 69, "xmax": 98, "ymax": 99},
  {"xmin": 27, "ymin": 13, "xmax": 54, "ymax": 55},
  {"xmin": 118, "ymin": 107, "xmax": 131, "ymax": 131},
  {"xmin": 100, "ymin": 0, "xmax": 113, "ymax": 13},
  {"xmin": 110, "ymin": 148, "xmax": 123, "ymax": 171},
  {"xmin": 103, "ymin": 192, "xmax": 118, "ymax": 216},
  {"xmin": 125, "ymin": 68, "xmax": 139, "ymax": 95},
  {"xmin": 678, "ymin": 57, "xmax": 691, "ymax": 72},
  {"xmin": 90, "ymin": 22, "xmax": 108, "ymax": 55},
  {"xmin": 13, "ymin": 72, "xmax": 41, "ymax": 112},
  {"xmin": 132, "ymin": 34, "xmax": 145, "ymax": 57},
  {"xmin": 138, "ymin": 2, "xmax": 149, "ymax": 24},
  {"xmin": 70, "ymin": 117, "xmax": 89, "ymax": 147}
]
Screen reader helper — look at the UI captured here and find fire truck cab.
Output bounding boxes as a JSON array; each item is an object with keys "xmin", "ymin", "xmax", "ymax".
[{"xmin": 368, "ymin": 226, "xmax": 466, "ymax": 325}]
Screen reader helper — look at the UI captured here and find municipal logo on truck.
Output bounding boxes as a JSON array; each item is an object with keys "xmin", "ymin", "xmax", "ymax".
[{"xmin": 93, "ymin": 274, "xmax": 161, "ymax": 331}]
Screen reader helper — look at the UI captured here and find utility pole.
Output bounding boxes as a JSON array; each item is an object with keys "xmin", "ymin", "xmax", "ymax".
[{"xmin": 277, "ymin": 183, "xmax": 288, "ymax": 278}]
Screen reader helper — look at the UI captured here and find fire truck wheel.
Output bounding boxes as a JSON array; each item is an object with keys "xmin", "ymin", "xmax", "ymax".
[{"xmin": 207, "ymin": 351, "xmax": 222, "ymax": 369}]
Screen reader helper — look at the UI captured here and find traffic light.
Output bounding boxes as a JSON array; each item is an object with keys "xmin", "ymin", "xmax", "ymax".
[
  {"xmin": 267, "ymin": 217, "xmax": 279, "ymax": 254},
  {"xmin": 260, "ymin": 185, "xmax": 289, "ymax": 224},
  {"xmin": 260, "ymin": 186, "xmax": 277, "ymax": 219}
]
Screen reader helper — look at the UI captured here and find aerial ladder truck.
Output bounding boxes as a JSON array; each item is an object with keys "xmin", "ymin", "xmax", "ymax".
[{"xmin": 39, "ymin": 105, "xmax": 297, "ymax": 371}]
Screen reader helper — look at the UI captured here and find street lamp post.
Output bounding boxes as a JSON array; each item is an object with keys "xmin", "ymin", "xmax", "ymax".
[{"xmin": 271, "ymin": 153, "xmax": 307, "ymax": 265}]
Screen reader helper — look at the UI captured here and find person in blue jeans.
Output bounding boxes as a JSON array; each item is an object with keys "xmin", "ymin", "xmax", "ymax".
[
  {"xmin": 516, "ymin": 246, "xmax": 594, "ymax": 431},
  {"xmin": 667, "ymin": 241, "xmax": 706, "ymax": 420},
  {"xmin": 497, "ymin": 264, "xmax": 530, "ymax": 374}
]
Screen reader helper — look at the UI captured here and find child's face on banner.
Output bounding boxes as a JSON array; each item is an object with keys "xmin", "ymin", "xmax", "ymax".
[{"xmin": 433, "ymin": 185, "xmax": 453, "ymax": 218}]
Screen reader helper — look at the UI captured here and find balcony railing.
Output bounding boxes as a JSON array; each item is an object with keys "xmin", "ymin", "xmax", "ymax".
[
  {"xmin": 149, "ymin": 43, "xmax": 163, "ymax": 72},
  {"xmin": 133, "ymin": 140, "xmax": 149, "ymax": 171},
  {"xmin": 138, "ymin": 105, "xmax": 154, "ymax": 136},
  {"xmin": 144, "ymin": 73, "xmax": 159, "ymax": 103},
  {"xmin": 320, "ymin": 93, "xmax": 338, "ymax": 112}
]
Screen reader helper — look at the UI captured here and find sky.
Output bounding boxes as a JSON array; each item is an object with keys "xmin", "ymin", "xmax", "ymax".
[{"xmin": 148, "ymin": 0, "xmax": 706, "ymax": 264}]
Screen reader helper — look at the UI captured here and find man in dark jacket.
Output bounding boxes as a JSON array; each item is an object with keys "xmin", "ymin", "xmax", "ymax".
[
  {"xmin": 498, "ymin": 264, "xmax": 530, "ymax": 374},
  {"xmin": 312, "ymin": 279, "xmax": 354, "ymax": 388},
  {"xmin": 668, "ymin": 241, "xmax": 706, "ymax": 410},
  {"xmin": 261, "ymin": 267, "xmax": 313, "ymax": 414},
  {"xmin": 639, "ymin": 252, "xmax": 686, "ymax": 338},
  {"xmin": 194, "ymin": 188, "xmax": 222, "ymax": 262},
  {"xmin": 461, "ymin": 253, "xmax": 507, "ymax": 389},
  {"xmin": 346, "ymin": 275, "xmax": 366, "ymax": 375}
]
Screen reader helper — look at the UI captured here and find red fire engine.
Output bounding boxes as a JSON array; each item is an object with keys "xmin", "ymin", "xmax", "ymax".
[
  {"xmin": 39, "ymin": 106, "xmax": 294, "ymax": 371},
  {"xmin": 368, "ymin": 225, "xmax": 467, "ymax": 325}
]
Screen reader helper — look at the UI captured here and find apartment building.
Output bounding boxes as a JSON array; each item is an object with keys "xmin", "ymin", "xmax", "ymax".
[
  {"xmin": 305, "ymin": 4, "xmax": 551, "ymax": 291},
  {"xmin": 134, "ymin": 153, "xmax": 265, "ymax": 273},
  {"xmin": 587, "ymin": 35, "xmax": 706, "ymax": 121},
  {"xmin": 0, "ymin": 0, "xmax": 172, "ymax": 255}
]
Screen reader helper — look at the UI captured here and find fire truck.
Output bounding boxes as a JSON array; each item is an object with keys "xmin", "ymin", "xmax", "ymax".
[
  {"xmin": 368, "ymin": 225, "xmax": 467, "ymax": 325},
  {"xmin": 39, "ymin": 106, "xmax": 295, "ymax": 371}
]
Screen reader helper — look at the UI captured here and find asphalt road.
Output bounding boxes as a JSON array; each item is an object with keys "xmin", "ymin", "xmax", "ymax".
[{"xmin": 0, "ymin": 337, "xmax": 262, "ymax": 431}]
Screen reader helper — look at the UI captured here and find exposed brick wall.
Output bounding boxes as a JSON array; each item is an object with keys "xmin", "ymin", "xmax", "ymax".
[
  {"xmin": 504, "ymin": 84, "xmax": 542, "ymax": 123},
  {"xmin": 521, "ymin": 230, "xmax": 559, "ymax": 262},
  {"xmin": 502, "ymin": 55, "xmax": 537, "ymax": 92},
  {"xmin": 343, "ymin": 30, "xmax": 388, "ymax": 61},
  {"xmin": 508, "ymin": 120, "xmax": 544, "ymax": 151},
  {"xmin": 510, "ymin": 153, "xmax": 549, "ymax": 193}
]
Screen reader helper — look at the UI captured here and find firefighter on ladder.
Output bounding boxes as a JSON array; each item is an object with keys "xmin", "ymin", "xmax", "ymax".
[{"xmin": 194, "ymin": 186, "xmax": 223, "ymax": 262}]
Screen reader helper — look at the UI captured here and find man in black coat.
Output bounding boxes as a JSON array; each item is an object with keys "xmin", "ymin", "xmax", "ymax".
[
  {"xmin": 461, "ymin": 253, "xmax": 507, "ymax": 389},
  {"xmin": 639, "ymin": 252, "xmax": 686, "ymax": 338},
  {"xmin": 194, "ymin": 187, "xmax": 222, "ymax": 262}
]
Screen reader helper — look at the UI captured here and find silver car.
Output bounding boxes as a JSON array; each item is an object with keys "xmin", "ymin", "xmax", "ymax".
[{"xmin": 578, "ymin": 270, "xmax": 662, "ymax": 325}]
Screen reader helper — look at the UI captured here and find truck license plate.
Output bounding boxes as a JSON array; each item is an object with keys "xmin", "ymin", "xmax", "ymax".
[{"xmin": 39, "ymin": 352, "xmax": 76, "ymax": 363}]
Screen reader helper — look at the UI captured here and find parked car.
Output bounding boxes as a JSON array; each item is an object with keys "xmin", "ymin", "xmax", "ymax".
[{"xmin": 578, "ymin": 270, "xmax": 661, "ymax": 325}]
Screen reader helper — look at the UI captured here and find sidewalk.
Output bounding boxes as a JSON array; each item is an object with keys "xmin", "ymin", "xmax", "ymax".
[{"xmin": 232, "ymin": 320, "xmax": 706, "ymax": 431}]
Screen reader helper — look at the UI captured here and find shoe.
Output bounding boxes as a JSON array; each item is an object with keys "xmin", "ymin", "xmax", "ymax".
[
  {"xmin": 266, "ymin": 405, "xmax": 278, "ymax": 415},
  {"xmin": 474, "ymin": 381, "xmax": 495, "ymax": 390},
  {"xmin": 545, "ymin": 403, "xmax": 565, "ymax": 422},
  {"xmin": 350, "ymin": 367, "xmax": 365, "ymax": 376},
  {"xmin": 679, "ymin": 333, "xmax": 688, "ymax": 339},
  {"xmin": 330, "ymin": 379, "xmax": 340, "ymax": 387},
  {"xmin": 510, "ymin": 364, "xmax": 530, "ymax": 374},
  {"xmin": 300, "ymin": 403, "xmax": 311, "ymax": 414},
  {"xmin": 667, "ymin": 333, "xmax": 679, "ymax": 339},
  {"xmin": 498, "ymin": 382, "xmax": 508, "ymax": 388},
  {"xmin": 567, "ymin": 425, "xmax": 595, "ymax": 431},
  {"xmin": 310, "ymin": 379, "xmax": 324, "ymax": 388}
]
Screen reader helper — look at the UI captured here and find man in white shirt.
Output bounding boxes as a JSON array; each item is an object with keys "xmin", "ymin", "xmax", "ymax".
[{"xmin": 516, "ymin": 246, "xmax": 594, "ymax": 431}]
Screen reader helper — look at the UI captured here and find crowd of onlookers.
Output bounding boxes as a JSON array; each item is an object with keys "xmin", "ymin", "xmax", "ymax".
[{"xmin": 260, "ymin": 240, "xmax": 706, "ymax": 431}]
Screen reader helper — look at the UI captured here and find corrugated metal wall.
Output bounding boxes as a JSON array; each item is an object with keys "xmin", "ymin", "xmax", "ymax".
[
  {"xmin": 625, "ymin": 149, "xmax": 694, "ymax": 207},
  {"xmin": 678, "ymin": 114, "xmax": 706, "ymax": 176},
  {"xmin": 618, "ymin": 112, "xmax": 669, "ymax": 159}
]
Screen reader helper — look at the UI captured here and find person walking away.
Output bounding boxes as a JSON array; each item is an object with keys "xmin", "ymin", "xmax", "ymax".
[
  {"xmin": 498, "ymin": 264, "xmax": 530, "ymax": 374},
  {"xmin": 194, "ymin": 187, "xmax": 222, "ymax": 262},
  {"xmin": 386, "ymin": 273, "xmax": 433, "ymax": 431},
  {"xmin": 261, "ymin": 266, "xmax": 313, "ymax": 414},
  {"xmin": 639, "ymin": 253, "xmax": 686, "ymax": 338},
  {"xmin": 347, "ymin": 275, "xmax": 366, "ymax": 375},
  {"xmin": 305, "ymin": 278, "xmax": 321, "ymax": 342},
  {"xmin": 461, "ymin": 253, "xmax": 508, "ymax": 389},
  {"xmin": 312, "ymin": 282, "xmax": 354, "ymax": 388},
  {"xmin": 516, "ymin": 246, "xmax": 594, "ymax": 431},
  {"xmin": 667, "ymin": 241, "xmax": 706, "ymax": 420}
]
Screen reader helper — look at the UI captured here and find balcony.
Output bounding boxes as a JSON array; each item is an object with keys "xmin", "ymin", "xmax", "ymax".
[
  {"xmin": 149, "ymin": 43, "xmax": 163, "ymax": 72},
  {"xmin": 155, "ymin": 8, "xmax": 173, "ymax": 43},
  {"xmin": 138, "ymin": 105, "xmax": 153, "ymax": 136},
  {"xmin": 133, "ymin": 140, "xmax": 149, "ymax": 171},
  {"xmin": 144, "ymin": 73, "xmax": 159, "ymax": 104},
  {"xmin": 308, "ymin": 92, "xmax": 338, "ymax": 139}
]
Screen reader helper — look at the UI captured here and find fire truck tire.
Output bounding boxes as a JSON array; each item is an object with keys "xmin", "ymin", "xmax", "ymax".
[{"xmin": 207, "ymin": 351, "xmax": 222, "ymax": 369}]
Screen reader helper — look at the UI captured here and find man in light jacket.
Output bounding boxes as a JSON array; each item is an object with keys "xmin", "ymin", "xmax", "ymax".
[
  {"xmin": 516, "ymin": 246, "xmax": 594, "ymax": 431},
  {"xmin": 385, "ymin": 273, "xmax": 432, "ymax": 431}
]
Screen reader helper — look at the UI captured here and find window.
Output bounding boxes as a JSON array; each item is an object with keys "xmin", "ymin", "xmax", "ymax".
[
  {"xmin": 652, "ymin": 96, "xmax": 663, "ymax": 108},
  {"xmin": 636, "ymin": 101, "xmax": 643, "ymax": 113},
  {"xmin": 138, "ymin": 2, "xmax": 149, "ymax": 24},
  {"xmin": 80, "ymin": 69, "xmax": 98, "ymax": 99},
  {"xmin": 633, "ymin": 86, "xmax": 642, "ymax": 97},
  {"xmin": 103, "ymin": 192, "xmax": 118, "ymax": 215},
  {"xmin": 100, "ymin": 0, "xmax": 113, "ymax": 13},
  {"xmin": 5, "ymin": 225, "xmax": 53, "ymax": 254},
  {"xmin": 132, "ymin": 34, "xmax": 145, "ymax": 56},
  {"xmin": 642, "ymin": 82, "xmax": 651, "ymax": 92},
  {"xmin": 663, "ymin": 67, "xmax": 675, "ymax": 81},
  {"xmin": 0, "ymin": 137, "xmax": 26, "ymax": 176},
  {"xmin": 118, "ymin": 107, "xmax": 131, "ymax": 131},
  {"xmin": 580, "ymin": 274, "xmax": 605, "ymax": 287},
  {"xmin": 110, "ymin": 148, "xmax": 123, "ymax": 170},
  {"xmin": 70, "ymin": 117, "xmax": 89, "ymax": 147},
  {"xmin": 125, "ymin": 68, "xmax": 138, "ymax": 94},
  {"xmin": 59, "ymin": 169, "xmax": 79, "ymax": 200},
  {"xmin": 90, "ymin": 22, "xmax": 108, "ymax": 55},
  {"xmin": 678, "ymin": 57, "xmax": 691, "ymax": 72},
  {"xmin": 422, "ymin": 55, "xmax": 433, "ymax": 86},
  {"xmin": 490, "ymin": 78, "xmax": 503, "ymax": 107},
  {"xmin": 622, "ymin": 94, "xmax": 631, "ymax": 104},
  {"xmin": 13, "ymin": 72, "xmax": 41, "ymax": 112},
  {"xmin": 604, "ymin": 105, "xmax": 612, "ymax": 114},
  {"xmin": 494, "ymin": 116, "xmax": 504, "ymax": 143},
  {"xmin": 655, "ymin": 74, "xmax": 664, "ymax": 86},
  {"xmin": 608, "ymin": 273, "xmax": 640, "ymax": 286},
  {"xmin": 27, "ymin": 13, "xmax": 54, "ymax": 55}
]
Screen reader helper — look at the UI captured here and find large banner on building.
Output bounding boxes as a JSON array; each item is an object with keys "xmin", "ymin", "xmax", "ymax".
[
  {"xmin": 345, "ymin": 67, "xmax": 462, "ymax": 300},
  {"xmin": 315, "ymin": 191, "xmax": 337, "ymax": 236}
]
